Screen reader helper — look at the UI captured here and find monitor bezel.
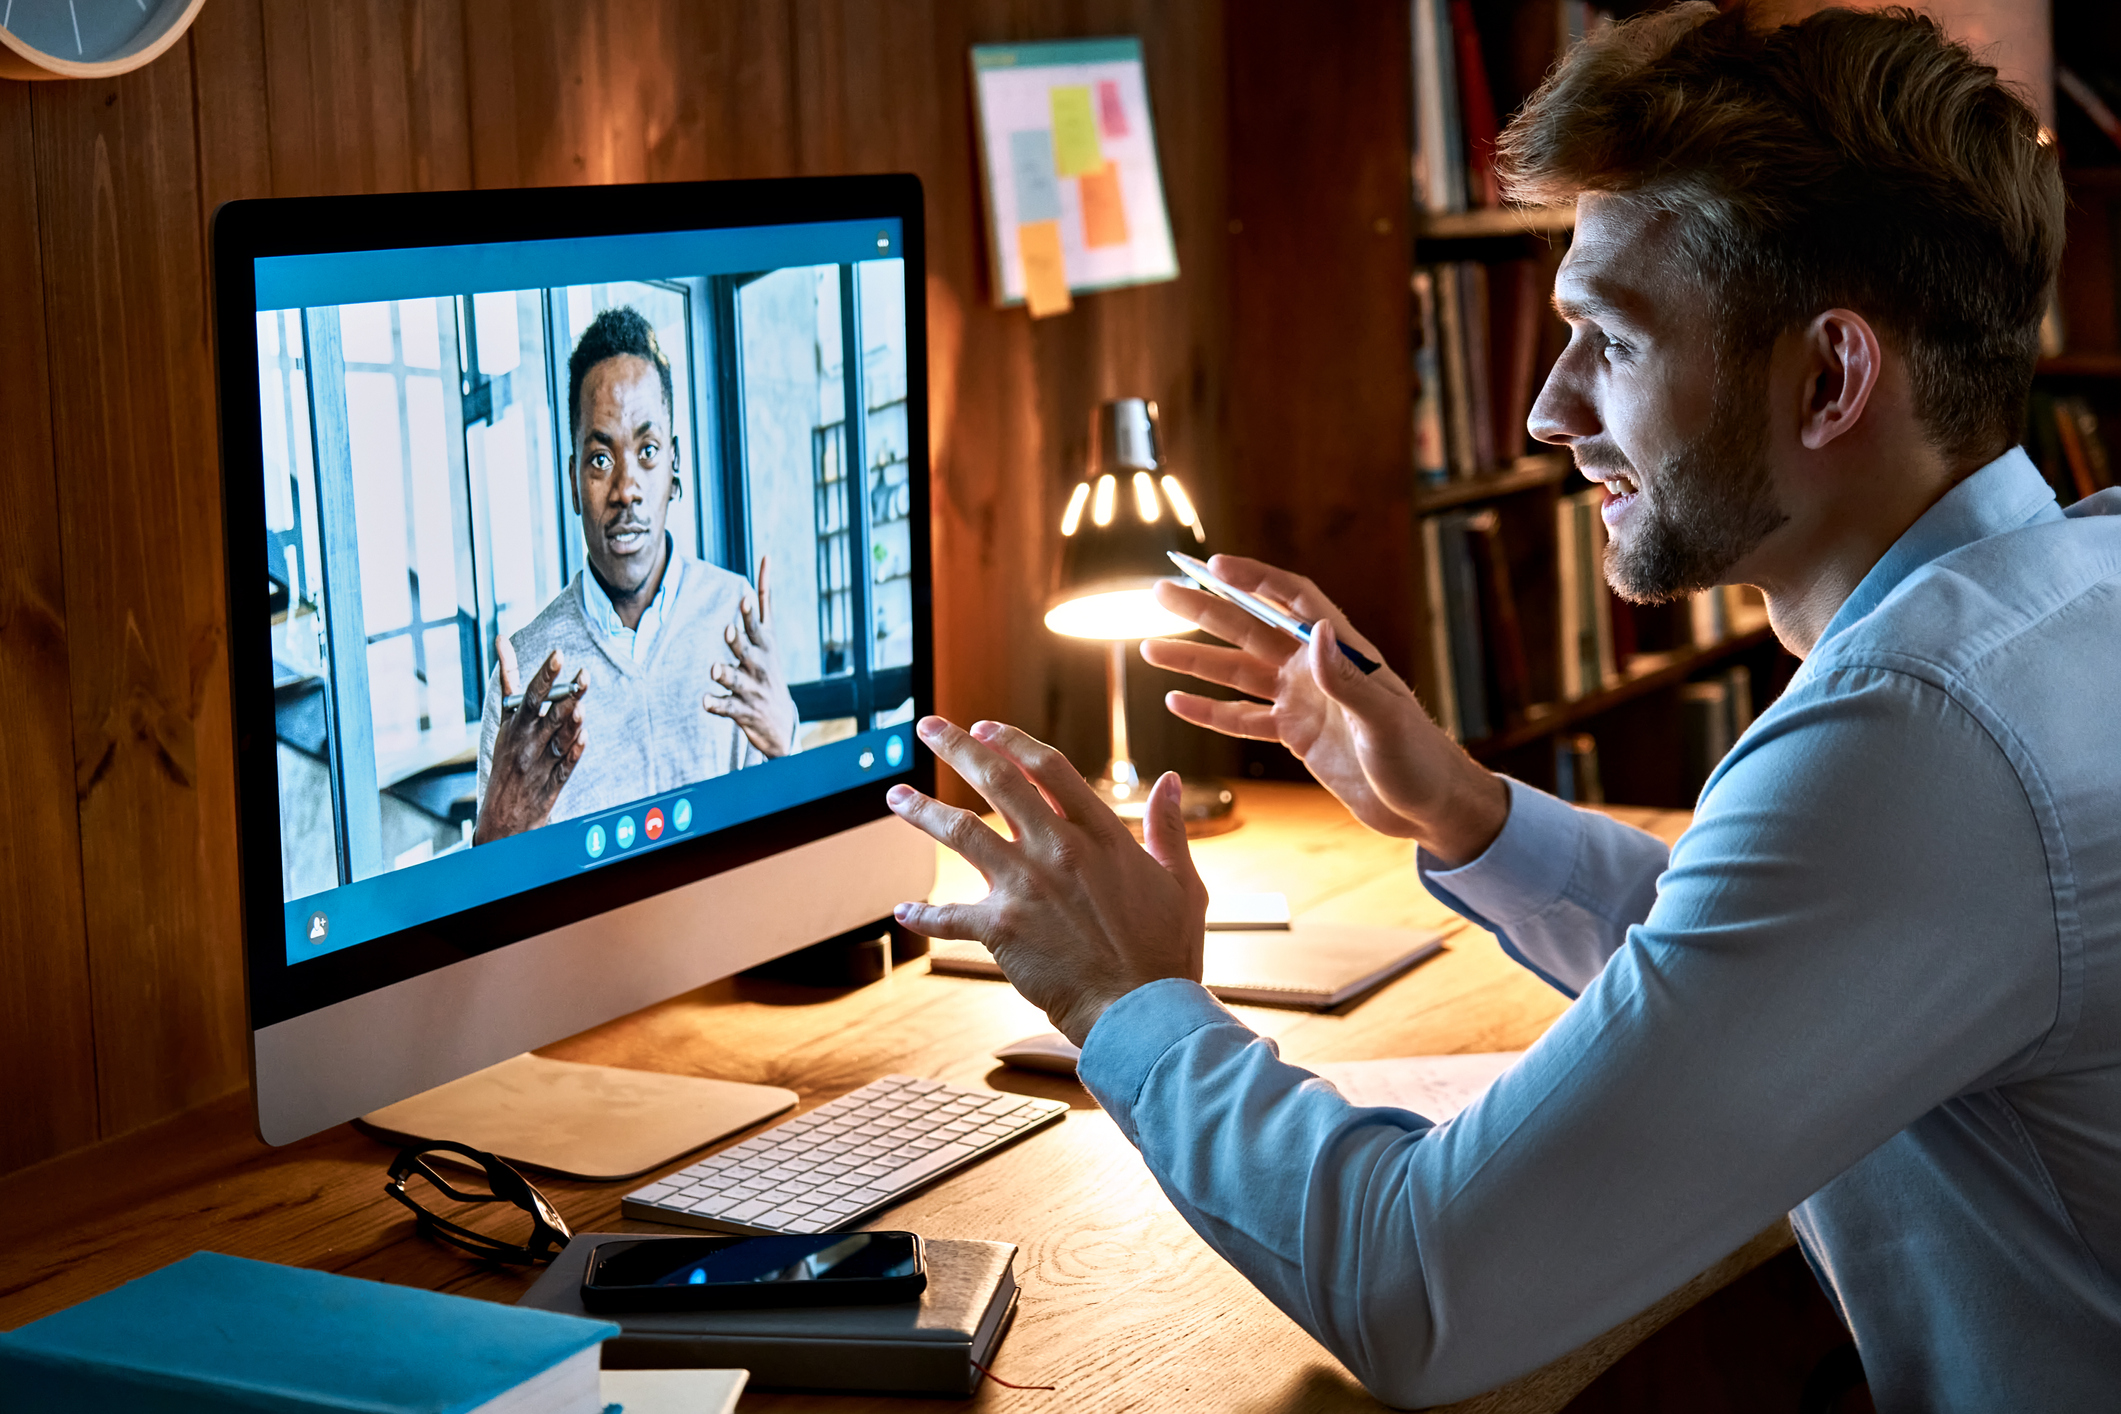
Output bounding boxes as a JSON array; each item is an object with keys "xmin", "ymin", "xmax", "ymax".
[{"xmin": 213, "ymin": 176, "xmax": 936, "ymax": 1031}]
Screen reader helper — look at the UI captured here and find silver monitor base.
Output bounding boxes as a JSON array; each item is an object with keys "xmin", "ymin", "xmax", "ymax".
[{"xmin": 357, "ymin": 1052, "xmax": 797, "ymax": 1181}]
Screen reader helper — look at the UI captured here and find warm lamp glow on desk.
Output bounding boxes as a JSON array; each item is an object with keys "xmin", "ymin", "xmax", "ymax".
[{"xmin": 1045, "ymin": 399, "xmax": 1235, "ymax": 833}]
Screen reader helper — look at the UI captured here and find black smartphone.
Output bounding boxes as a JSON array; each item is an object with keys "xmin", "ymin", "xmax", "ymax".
[{"xmin": 580, "ymin": 1232, "xmax": 927, "ymax": 1312}]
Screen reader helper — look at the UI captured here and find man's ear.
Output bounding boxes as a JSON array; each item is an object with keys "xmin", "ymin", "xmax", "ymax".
[
  {"xmin": 568, "ymin": 452, "xmax": 581, "ymax": 516},
  {"xmin": 1798, "ymin": 308, "xmax": 1883, "ymax": 452}
]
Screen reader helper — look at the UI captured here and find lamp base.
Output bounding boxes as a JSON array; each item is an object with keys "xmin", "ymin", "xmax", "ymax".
[{"xmin": 1094, "ymin": 775, "xmax": 1241, "ymax": 839}]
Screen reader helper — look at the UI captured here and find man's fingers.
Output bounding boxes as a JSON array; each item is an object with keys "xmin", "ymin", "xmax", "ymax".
[
  {"xmin": 496, "ymin": 634, "xmax": 523, "ymax": 698},
  {"xmin": 1206, "ymin": 555, "xmax": 1382, "ymax": 658},
  {"xmin": 1152, "ymin": 578, "xmax": 1303, "ymax": 662},
  {"xmin": 890, "ymin": 899, "xmax": 997, "ymax": 944},
  {"xmin": 1141, "ymin": 771, "xmax": 1208, "ymax": 926},
  {"xmin": 1307, "ymin": 620, "xmax": 1417, "ymax": 716},
  {"xmin": 912, "ymin": 716, "xmax": 1059, "ymax": 844},
  {"xmin": 520, "ymin": 649, "xmax": 565, "ymax": 714},
  {"xmin": 1140, "ymin": 636, "xmax": 1280, "ymax": 699},
  {"xmin": 885, "ymin": 779, "xmax": 1016, "ymax": 880},
  {"xmin": 1164, "ymin": 691, "xmax": 1283, "ymax": 742},
  {"xmin": 754, "ymin": 554, "xmax": 772, "ymax": 628},
  {"xmin": 968, "ymin": 720, "xmax": 1129, "ymax": 844}
]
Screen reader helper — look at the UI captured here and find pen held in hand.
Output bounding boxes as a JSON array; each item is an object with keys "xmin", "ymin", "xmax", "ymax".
[
  {"xmin": 502, "ymin": 683, "xmax": 584, "ymax": 712},
  {"xmin": 1167, "ymin": 552, "xmax": 1381, "ymax": 674}
]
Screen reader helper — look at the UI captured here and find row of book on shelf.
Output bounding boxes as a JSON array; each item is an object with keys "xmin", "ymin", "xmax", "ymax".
[
  {"xmin": 2028, "ymin": 392, "xmax": 2119, "ymax": 502},
  {"xmin": 1421, "ymin": 486, "xmax": 1768, "ymax": 746},
  {"xmin": 1413, "ymin": 259, "xmax": 1562, "ymax": 483},
  {"xmin": 1411, "ymin": 0, "xmax": 1613, "ymax": 216}
]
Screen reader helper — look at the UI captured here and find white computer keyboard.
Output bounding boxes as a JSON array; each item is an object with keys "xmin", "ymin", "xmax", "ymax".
[{"xmin": 620, "ymin": 1074, "xmax": 1069, "ymax": 1235}]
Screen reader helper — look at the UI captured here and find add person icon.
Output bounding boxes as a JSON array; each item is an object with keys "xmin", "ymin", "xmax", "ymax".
[
  {"xmin": 673, "ymin": 798, "xmax": 693, "ymax": 832},
  {"xmin": 616, "ymin": 815, "xmax": 637, "ymax": 849},
  {"xmin": 585, "ymin": 823, "xmax": 607, "ymax": 859},
  {"xmin": 307, "ymin": 913, "xmax": 328, "ymax": 942},
  {"xmin": 645, "ymin": 807, "xmax": 665, "ymax": 842}
]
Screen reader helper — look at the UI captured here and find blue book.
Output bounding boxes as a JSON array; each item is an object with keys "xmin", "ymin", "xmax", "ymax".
[{"xmin": 0, "ymin": 1251, "xmax": 619, "ymax": 1413}]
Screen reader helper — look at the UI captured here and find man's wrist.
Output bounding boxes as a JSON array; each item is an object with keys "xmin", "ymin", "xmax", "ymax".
[{"xmin": 1414, "ymin": 760, "xmax": 1511, "ymax": 869}]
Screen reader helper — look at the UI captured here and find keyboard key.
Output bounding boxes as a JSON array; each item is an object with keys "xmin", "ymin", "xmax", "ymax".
[
  {"xmin": 723, "ymin": 1199, "xmax": 772, "ymax": 1223},
  {"xmin": 758, "ymin": 1209, "xmax": 799, "ymax": 1228}
]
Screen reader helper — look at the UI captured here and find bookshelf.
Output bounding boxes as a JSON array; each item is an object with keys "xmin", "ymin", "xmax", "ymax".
[{"xmin": 1413, "ymin": 452, "xmax": 1571, "ymax": 513}]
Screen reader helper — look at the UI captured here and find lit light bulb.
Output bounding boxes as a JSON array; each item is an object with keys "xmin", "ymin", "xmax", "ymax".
[
  {"xmin": 1133, "ymin": 471, "xmax": 1159, "ymax": 522},
  {"xmin": 1060, "ymin": 481, "xmax": 1090, "ymax": 536},
  {"xmin": 1161, "ymin": 475, "xmax": 1205, "ymax": 541}
]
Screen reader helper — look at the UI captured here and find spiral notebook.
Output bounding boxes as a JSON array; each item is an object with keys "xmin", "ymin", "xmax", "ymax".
[{"xmin": 929, "ymin": 921, "xmax": 1445, "ymax": 1011}]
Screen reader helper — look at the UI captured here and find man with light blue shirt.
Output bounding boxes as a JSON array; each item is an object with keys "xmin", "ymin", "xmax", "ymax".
[
  {"xmin": 881, "ymin": 6, "xmax": 2120, "ymax": 1410},
  {"xmin": 475, "ymin": 308, "xmax": 798, "ymax": 843}
]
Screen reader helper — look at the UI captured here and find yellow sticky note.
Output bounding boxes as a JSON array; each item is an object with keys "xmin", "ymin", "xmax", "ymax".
[
  {"xmin": 1018, "ymin": 219, "xmax": 1072, "ymax": 318},
  {"xmin": 1080, "ymin": 160, "xmax": 1129, "ymax": 249},
  {"xmin": 1049, "ymin": 86, "xmax": 1103, "ymax": 177}
]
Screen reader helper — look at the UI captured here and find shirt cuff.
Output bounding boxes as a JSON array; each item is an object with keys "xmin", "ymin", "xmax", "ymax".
[
  {"xmin": 1076, "ymin": 977, "xmax": 1234, "ymax": 1144},
  {"xmin": 1417, "ymin": 775, "xmax": 1583, "ymax": 929}
]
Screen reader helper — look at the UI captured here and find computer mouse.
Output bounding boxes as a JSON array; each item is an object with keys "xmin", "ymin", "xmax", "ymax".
[{"xmin": 993, "ymin": 1031, "xmax": 1083, "ymax": 1075}]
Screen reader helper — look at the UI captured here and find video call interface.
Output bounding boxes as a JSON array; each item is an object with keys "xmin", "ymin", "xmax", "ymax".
[{"xmin": 256, "ymin": 220, "xmax": 916, "ymax": 965}]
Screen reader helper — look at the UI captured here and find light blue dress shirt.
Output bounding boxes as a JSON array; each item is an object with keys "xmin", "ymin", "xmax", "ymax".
[
  {"xmin": 582, "ymin": 535, "xmax": 683, "ymax": 663},
  {"xmin": 1078, "ymin": 449, "xmax": 2121, "ymax": 1411}
]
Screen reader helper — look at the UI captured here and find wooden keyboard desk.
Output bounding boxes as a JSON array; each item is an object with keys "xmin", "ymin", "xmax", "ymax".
[{"xmin": 0, "ymin": 783, "xmax": 1786, "ymax": 1412}]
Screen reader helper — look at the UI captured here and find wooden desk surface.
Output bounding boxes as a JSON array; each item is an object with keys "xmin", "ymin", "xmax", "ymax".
[{"xmin": 0, "ymin": 783, "xmax": 1785, "ymax": 1413}]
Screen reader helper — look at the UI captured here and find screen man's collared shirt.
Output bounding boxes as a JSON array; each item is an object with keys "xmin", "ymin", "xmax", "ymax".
[
  {"xmin": 1078, "ymin": 449, "xmax": 2121, "ymax": 1411},
  {"xmin": 581, "ymin": 537, "xmax": 683, "ymax": 663}
]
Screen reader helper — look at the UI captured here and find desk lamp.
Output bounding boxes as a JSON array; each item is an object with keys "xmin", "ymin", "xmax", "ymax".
[{"xmin": 1045, "ymin": 399, "xmax": 1236, "ymax": 833}]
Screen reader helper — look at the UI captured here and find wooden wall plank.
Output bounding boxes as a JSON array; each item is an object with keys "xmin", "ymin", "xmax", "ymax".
[
  {"xmin": 0, "ymin": 79, "xmax": 99, "ymax": 1175},
  {"xmin": 259, "ymin": 0, "xmax": 471, "ymax": 197},
  {"xmin": 1224, "ymin": 0, "xmax": 1416, "ymax": 671},
  {"xmin": 32, "ymin": 56, "xmax": 247, "ymax": 1139}
]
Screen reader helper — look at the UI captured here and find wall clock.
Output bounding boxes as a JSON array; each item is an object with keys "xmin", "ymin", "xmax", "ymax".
[{"xmin": 0, "ymin": 0, "xmax": 208, "ymax": 80}]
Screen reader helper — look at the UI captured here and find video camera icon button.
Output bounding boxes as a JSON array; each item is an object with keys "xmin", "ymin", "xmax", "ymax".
[
  {"xmin": 616, "ymin": 815, "xmax": 637, "ymax": 849},
  {"xmin": 645, "ymin": 807, "xmax": 665, "ymax": 841}
]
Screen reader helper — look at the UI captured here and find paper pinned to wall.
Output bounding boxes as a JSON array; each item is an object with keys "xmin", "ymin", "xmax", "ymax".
[{"xmin": 971, "ymin": 37, "xmax": 1179, "ymax": 316}]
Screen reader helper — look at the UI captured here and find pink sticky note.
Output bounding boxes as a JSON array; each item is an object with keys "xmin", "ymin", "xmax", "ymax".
[{"xmin": 1097, "ymin": 79, "xmax": 1128, "ymax": 138}]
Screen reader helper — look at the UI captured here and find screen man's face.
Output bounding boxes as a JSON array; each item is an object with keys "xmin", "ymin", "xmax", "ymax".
[{"xmin": 572, "ymin": 353, "xmax": 676, "ymax": 596}]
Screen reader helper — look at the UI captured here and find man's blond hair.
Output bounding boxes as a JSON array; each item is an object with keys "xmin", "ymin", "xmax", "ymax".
[{"xmin": 1498, "ymin": 3, "xmax": 2063, "ymax": 466}]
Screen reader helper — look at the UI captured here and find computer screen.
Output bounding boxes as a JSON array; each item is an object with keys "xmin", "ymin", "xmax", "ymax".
[{"xmin": 217, "ymin": 179, "xmax": 935, "ymax": 1143}]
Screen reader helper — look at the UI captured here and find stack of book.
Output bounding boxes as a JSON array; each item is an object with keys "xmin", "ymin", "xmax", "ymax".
[
  {"xmin": 1682, "ymin": 664, "xmax": 1756, "ymax": 797},
  {"xmin": 1411, "ymin": 0, "xmax": 1613, "ymax": 217}
]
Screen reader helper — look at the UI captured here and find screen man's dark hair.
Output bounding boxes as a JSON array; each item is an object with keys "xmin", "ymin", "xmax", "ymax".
[
  {"xmin": 1497, "ymin": 2, "xmax": 2063, "ymax": 468},
  {"xmin": 567, "ymin": 306, "xmax": 675, "ymax": 443}
]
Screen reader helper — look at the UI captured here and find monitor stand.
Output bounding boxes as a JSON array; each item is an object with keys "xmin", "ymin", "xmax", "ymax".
[{"xmin": 356, "ymin": 1053, "xmax": 797, "ymax": 1181}]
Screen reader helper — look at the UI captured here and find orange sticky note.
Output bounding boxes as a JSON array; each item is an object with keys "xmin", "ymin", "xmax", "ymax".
[
  {"xmin": 1080, "ymin": 161, "xmax": 1129, "ymax": 249},
  {"xmin": 1018, "ymin": 219, "xmax": 1072, "ymax": 317}
]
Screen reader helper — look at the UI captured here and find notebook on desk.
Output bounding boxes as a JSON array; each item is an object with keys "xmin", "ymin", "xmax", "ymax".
[{"xmin": 929, "ymin": 921, "xmax": 1447, "ymax": 1010}]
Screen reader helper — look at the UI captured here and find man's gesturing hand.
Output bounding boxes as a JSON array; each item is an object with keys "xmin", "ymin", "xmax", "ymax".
[
  {"xmin": 475, "ymin": 638, "xmax": 591, "ymax": 845},
  {"xmin": 704, "ymin": 553, "xmax": 797, "ymax": 759},
  {"xmin": 1143, "ymin": 554, "xmax": 1507, "ymax": 865},
  {"xmin": 886, "ymin": 717, "xmax": 1208, "ymax": 1047}
]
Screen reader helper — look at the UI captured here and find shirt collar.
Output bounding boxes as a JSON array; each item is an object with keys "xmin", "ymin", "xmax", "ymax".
[
  {"xmin": 582, "ymin": 534, "xmax": 682, "ymax": 649},
  {"xmin": 1813, "ymin": 446, "xmax": 2060, "ymax": 650}
]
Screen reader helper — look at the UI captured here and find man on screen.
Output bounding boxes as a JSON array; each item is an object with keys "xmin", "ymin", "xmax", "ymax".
[{"xmin": 474, "ymin": 306, "xmax": 799, "ymax": 843}]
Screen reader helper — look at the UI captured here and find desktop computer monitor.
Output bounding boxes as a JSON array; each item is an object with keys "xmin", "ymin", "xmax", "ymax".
[{"xmin": 213, "ymin": 176, "xmax": 936, "ymax": 1169}]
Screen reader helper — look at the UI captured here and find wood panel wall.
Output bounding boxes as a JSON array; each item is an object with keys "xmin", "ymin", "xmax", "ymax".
[{"xmin": 0, "ymin": 2, "xmax": 1416, "ymax": 1177}]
